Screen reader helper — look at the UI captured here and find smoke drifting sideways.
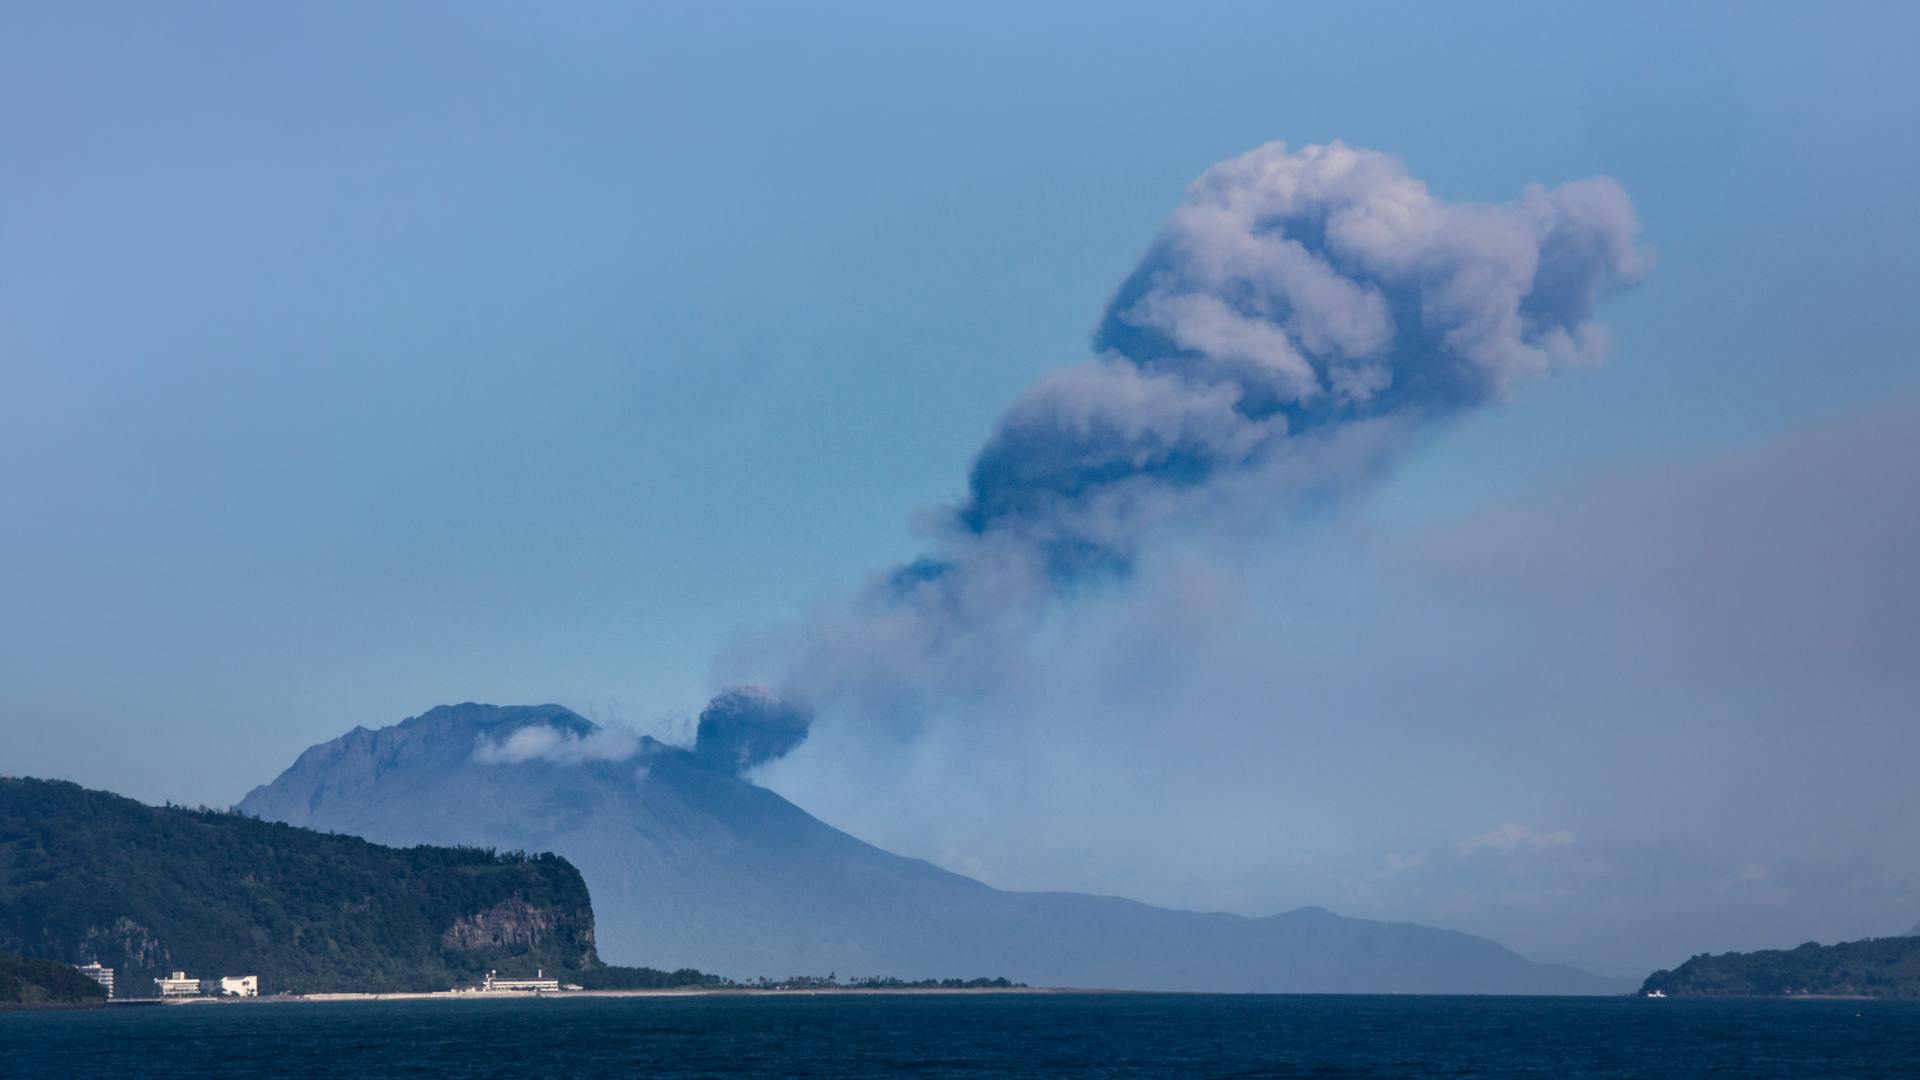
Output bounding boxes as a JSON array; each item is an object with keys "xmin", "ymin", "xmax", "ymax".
[{"xmin": 708, "ymin": 140, "xmax": 1652, "ymax": 755}]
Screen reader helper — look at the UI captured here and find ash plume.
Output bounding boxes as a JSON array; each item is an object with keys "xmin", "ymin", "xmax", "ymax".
[
  {"xmin": 693, "ymin": 686, "xmax": 813, "ymax": 774},
  {"xmin": 702, "ymin": 140, "xmax": 1651, "ymax": 756}
]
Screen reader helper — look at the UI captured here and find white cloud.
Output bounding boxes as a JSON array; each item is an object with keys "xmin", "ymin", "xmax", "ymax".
[
  {"xmin": 1385, "ymin": 851, "xmax": 1427, "ymax": 872},
  {"xmin": 472, "ymin": 723, "xmax": 639, "ymax": 765},
  {"xmin": 1458, "ymin": 823, "xmax": 1577, "ymax": 855},
  {"xmin": 1713, "ymin": 863, "xmax": 1772, "ymax": 893}
]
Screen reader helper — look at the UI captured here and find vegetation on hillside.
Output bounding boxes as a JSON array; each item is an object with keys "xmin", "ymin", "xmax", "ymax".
[
  {"xmin": 576, "ymin": 964, "xmax": 730, "ymax": 990},
  {"xmin": 843, "ymin": 976, "xmax": 1022, "ymax": 989},
  {"xmin": 1642, "ymin": 937, "xmax": 1920, "ymax": 997},
  {"xmin": 573, "ymin": 968, "xmax": 1021, "ymax": 991},
  {"xmin": 0, "ymin": 950, "xmax": 108, "ymax": 1008},
  {"xmin": 744, "ymin": 974, "xmax": 1024, "ymax": 990},
  {"xmin": 0, "ymin": 777, "xmax": 605, "ymax": 994}
]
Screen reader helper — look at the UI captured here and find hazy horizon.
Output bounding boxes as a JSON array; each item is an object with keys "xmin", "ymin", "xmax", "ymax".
[{"xmin": 5, "ymin": 2, "xmax": 1917, "ymax": 979}]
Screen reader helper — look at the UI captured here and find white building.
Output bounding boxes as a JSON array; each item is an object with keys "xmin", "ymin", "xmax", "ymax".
[
  {"xmin": 154, "ymin": 971, "xmax": 200, "ymax": 997},
  {"xmin": 482, "ymin": 968, "xmax": 561, "ymax": 993},
  {"xmin": 219, "ymin": 975, "xmax": 259, "ymax": 997},
  {"xmin": 75, "ymin": 962, "xmax": 114, "ymax": 998}
]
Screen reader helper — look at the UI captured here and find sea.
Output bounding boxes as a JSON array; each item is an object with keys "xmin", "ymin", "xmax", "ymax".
[{"xmin": 6, "ymin": 993, "xmax": 1917, "ymax": 1078}]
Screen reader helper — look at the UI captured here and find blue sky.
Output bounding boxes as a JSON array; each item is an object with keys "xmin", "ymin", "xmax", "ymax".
[{"xmin": 3, "ymin": 3, "xmax": 1916, "ymax": 971}]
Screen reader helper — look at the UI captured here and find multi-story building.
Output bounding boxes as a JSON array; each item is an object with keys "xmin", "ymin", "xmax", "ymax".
[
  {"xmin": 154, "ymin": 971, "xmax": 200, "ymax": 997},
  {"xmin": 75, "ymin": 962, "xmax": 114, "ymax": 998},
  {"xmin": 219, "ymin": 975, "xmax": 259, "ymax": 997}
]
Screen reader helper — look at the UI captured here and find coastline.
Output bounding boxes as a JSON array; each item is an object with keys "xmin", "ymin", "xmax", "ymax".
[{"xmin": 143, "ymin": 986, "xmax": 1086, "ymax": 1005}]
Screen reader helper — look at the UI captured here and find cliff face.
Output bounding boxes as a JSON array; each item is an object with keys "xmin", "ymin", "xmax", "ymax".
[
  {"xmin": 79, "ymin": 917, "xmax": 170, "ymax": 976},
  {"xmin": 441, "ymin": 895, "xmax": 594, "ymax": 963},
  {"xmin": 0, "ymin": 777, "xmax": 601, "ymax": 994}
]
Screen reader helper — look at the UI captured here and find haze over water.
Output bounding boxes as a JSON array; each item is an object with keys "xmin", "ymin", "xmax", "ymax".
[
  {"xmin": 10, "ymin": 996, "xmax": 1920, "ymax": 1079},
  {"xmin": 4, "ymin": 0, "xmax": 1917, "ymax": 990}
]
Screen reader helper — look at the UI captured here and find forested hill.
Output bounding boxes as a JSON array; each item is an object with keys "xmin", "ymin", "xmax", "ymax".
[
  {"xmin": 0, "ymin": 950, "xmax": 108, "ymax": 1008},
  {"xmin": 1642, "ymin": 937, "xmax": 1920, "ymax": 998},
  {"xmin": 0, "ymin": 777, "xmax": 601, "ymax": 994}
]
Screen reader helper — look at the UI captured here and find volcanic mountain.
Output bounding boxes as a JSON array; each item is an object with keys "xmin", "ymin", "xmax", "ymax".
[{"xmin": 239, "ymin": 704, "xmax": 1626, "ymax": 993}]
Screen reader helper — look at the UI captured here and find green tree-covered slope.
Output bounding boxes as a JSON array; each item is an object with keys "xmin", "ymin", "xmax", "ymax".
[
  {"xmin": 1643, "ymin": 937, "xmax": 1920, "ymax": 998},
  {"xmin": 0, "ymin": 777, "xmax": 602, "ymax": 995},
  {"xmin": 0, "ymin": 949, "xmax": 108, "ymax": 1008}
]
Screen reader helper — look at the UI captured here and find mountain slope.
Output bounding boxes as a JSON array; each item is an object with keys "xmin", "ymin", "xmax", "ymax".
[
  {"xmin": 0, "ymin": 776, "xmax": 598, "ymax": 994},
  {"xmin": 241, "ymin": 704, "xmax": 1626, "ymax": 994}
]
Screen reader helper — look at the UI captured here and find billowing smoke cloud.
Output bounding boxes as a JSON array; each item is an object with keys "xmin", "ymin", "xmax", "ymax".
[
  {"xmin": 964, "ymin": 140, "xmax": 1650, "ymax": 567},
  {"xmin": 694, "ymin": 686, "xmax": 813, "ymax": 774},
  {"xmin": 705, "ymin": 140, "xmax": 1650, "ymax": 753}
]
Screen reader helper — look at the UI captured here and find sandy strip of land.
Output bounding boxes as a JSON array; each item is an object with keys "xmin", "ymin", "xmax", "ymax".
[{"xmin": 149, "ymin": 986, "xmax": 1085, "ymax": 1005}]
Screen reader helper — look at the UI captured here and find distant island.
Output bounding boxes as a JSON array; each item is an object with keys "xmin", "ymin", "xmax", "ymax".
[
  {"xmin": 0, "ymin": 950, "xmax": 109, "ymax": 1009},
  {"xmin": 1642, "ymin": 937, "xmax": 1920, "ymax": 998}
]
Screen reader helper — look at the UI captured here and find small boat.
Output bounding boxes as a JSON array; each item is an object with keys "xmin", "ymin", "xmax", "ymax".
[{"xmin": 1646, "ymin": 990, "xmax": 1667, "ymax": 998}]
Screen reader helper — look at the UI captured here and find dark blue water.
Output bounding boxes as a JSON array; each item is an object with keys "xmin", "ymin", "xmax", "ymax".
[{"xmin": 5, "ymin": 994, "xmax": 1917, "ymax": 1078}]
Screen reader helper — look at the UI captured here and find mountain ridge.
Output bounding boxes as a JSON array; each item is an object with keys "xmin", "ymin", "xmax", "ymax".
[{"xmin": 240, "ymin": 703, "xmax": 1630, "ymax": 994}]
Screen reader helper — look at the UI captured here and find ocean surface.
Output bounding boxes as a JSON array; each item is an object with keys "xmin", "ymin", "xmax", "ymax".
[{"xmin": 6, "ymin": 993, "xmax": 1917, "ymax": 1078}]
